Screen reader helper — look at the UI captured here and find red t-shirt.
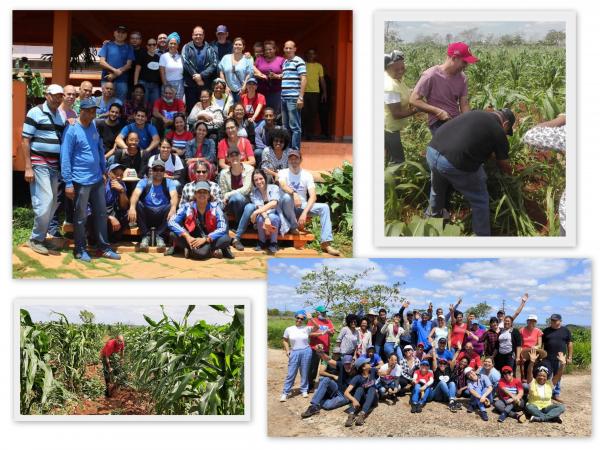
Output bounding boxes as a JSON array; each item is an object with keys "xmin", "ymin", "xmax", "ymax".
[
  {"xmin": 497, "ymin": 377, "xmax": 523, "ymax": 401},
  {"xmin": 241, "ymin": 93, "xmax": 267, "ymax": 121},
  {"xmin": 153, "ymin": 98, "xmax": 185, "ymax": 119},
  {"xmin": 217, "ymin": 138, "xmax": 255, "ymax": 162},
  {"xmin": 457, "ymin": 351, "xmax": 481, "ymax": 370},
  {"xmin": 450, "ymin": 322, "xmax": 467, "ymax": 348},
  {"xmin": 308, "ymin": 317, "xmax": 335, "ymax": 352},
  {"xmin": 413, "ymin": 370, "xmax": 434, "ymax": 385},
  {"xmin": 520, "ymin": 327, "xmax": 543, "ymax": 349},
  {"xmin": 100, "ymin": 339, "xmax": 124, "ymax": 358}
]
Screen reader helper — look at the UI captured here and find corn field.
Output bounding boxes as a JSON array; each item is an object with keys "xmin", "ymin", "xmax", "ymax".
[
  {"xmin": 20, "ymin": 305, "xmax": 245, "ymax": 415},
  {"xmin": 384, "ymin": 43, "xmax": 566, "ymax": 236}
]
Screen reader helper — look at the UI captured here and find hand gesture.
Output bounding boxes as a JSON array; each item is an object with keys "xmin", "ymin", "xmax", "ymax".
[
  {"xmin": 360, "ymin": 298, "xmax": 368, "ymax": 305},
  {"xmin": 456, "ymin": 340, "xmax": 462, "ymax": 351},
  {"xmin": 557, "ymin": 352, "xmax": 567, "ymax": 366},
  {"xmin": 306, "ymin": 312, "xmax": 313, "ymax": 320},
  {"xmin": 449, "ymin": 303, "xmax": 454, "ymax": 312},
  {"xmin": 529, "ymin": 348, "xmax": 539, "ymax": 363},
  {"xmin": 521, "ymin": 293, "xmax": 529, "ymax": 304},
  {"xmin": 429, "ymin": 302, "xmax": 433, "ymax": 309},
  {"xmin": 110, "ymin": 179, "xmax": 124, "ymax": 192}
]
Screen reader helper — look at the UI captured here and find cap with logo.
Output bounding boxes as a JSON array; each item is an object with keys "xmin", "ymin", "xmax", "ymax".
[
  {"xmin": 550, "ymin": 313, "xmax": 562, "ymax": 321},
  {"xmin": 79, "ymin": 98, "xmax": 98, "ymax": 110},
  {"xmin": 122, "ymin": 168, "xmax": 140, "ymax": 181},
  {"xmin": 216, "ymin": 25, "xmax": 228, "ymax": 34},
  {"xmin": 315, "ymin": 306, "xmax": 327, "ymax": 313},
  {"xmin": 447, "ymin": 42, "xmax": 479, "ymax": 64},
  {"xmin": 151, "ymin": 159, "xmax": 166, "ymax": 169}
]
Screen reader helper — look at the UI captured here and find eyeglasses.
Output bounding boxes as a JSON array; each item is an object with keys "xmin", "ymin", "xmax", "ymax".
[
  {"xmin": 502, "ymin": 370, "xmax": 513, "ymax": 375},
  {"xmin": 152, "ymin": 167, "xmax": 165, "ymax": 172},
  {"xmin": 147, "ymin": 43, "xmax": 157, "ymax": 46},
  {"xmin": 196, "ymin": 170, "xmax": 207, "ymax": 174}
]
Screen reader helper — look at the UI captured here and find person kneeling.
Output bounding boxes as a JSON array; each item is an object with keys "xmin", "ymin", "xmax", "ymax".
[{"xmin": 167, "ymin": 181, "xmax": 234, "ymax": 259}]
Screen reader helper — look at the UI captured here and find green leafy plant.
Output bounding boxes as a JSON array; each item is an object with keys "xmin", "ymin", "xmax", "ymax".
[{"xmin": 316, "ymin": 161, "xmax": 353, "ymax": 233}]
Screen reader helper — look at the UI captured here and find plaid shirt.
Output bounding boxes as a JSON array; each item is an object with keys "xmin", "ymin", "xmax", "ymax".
[
  {"xmin": 180, "ymin": 181, "xmax": 223, "ymax": 209},
  {"xmin": 481, "ymin": 329, "xmax": 499, "ymax": 356},
  {"xmin": 399, "ymin": 357, "xmax": 420, "ymax": 379}
]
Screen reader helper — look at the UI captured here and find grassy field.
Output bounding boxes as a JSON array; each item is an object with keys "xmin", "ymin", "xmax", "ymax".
[{"xmin": 384, "ymin": 43, "xmax": 566, "ymax": 237}]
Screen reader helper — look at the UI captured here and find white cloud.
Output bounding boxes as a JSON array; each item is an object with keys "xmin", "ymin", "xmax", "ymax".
[
  {"xmin": 392, "ymin": 266, "xmax": 409, "ymax": 278},
  {"xmin": 424, "ymin": 268, "xmax": 452, "ymax": 281}
]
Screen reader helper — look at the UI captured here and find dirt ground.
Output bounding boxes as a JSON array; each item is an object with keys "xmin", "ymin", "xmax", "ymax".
[{"xmin": 267, "ymin": 348, "xmax": 592, "ymax": 437}]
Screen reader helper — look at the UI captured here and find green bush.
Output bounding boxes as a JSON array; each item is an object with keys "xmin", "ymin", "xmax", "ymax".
[
  {"xmin": 13, "ymin": 207, "xmax": 34, "ymax": 246},
  {"xmin": 316, "ymin": 161, "xmax": 353, "ymax": 233}
]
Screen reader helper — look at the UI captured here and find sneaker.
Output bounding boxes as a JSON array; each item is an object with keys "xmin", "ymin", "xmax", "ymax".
[
  {"xmin": 416, "ymin": 403, "xmax": 423, "ymax": 413},
  {"xmin": 139, "ymin": 236, "xmax": 150, "ymax": 250},
  {"xmin": 254, "ymin": 242, "xmax": 265, "ymax": 252},
  {"xmin": 517, "ymin": 413, "xmax": 527, "ymax": 423},
  {"xmin": 410, "ymin": 403, "xmax": 417, "ymax": 413},
  {"xmin": 530, "ymin": 416, "xmax": 543, "ymax": 423},
  {"xmin": 75, "ymin": 250, "xmax": 92, "ymax": 263},
  {"xmin": 28, "ymin": 239, "xmax": 49, "ymax": 255},
  {"xmin": 267, "ymin": 243, "xmax": 278, "ymax": 255},
  {"xmin": 44, "ymin": 238, "xmax": 64, "ymax": 251},
  {"xmin": 222, "ymin": 247, "xmax": 235, "ymax": 259},
  {"xmin": 466, "ymin": 403, "xmax": 474, "ymax": 413},
  {"xmin": 101, "ymin": 249, "xmax": 121, "ymax": 260},
  {"xmin": 232, "ymin": 238, "xmax": 244, "ymax": 251},
  {"xmin": 355, "ymin": 411, "xmax": 366, "ymax": 426},
  {"xmin": 301, "ymin": 405, "xmax": 320, "ymax": 418},
  {"xmin": 552, "ymin": 416, "xmax": 563, "ymax": 424},
  {"xmin": 480, "ymin": 410, "xmax": 489, "ymax": 421},
  {"xmin": 454, "ymin": 401, "xmax": 463, "ymax": 410},
  {"xmin": 164, "ymin": 246, "xmax": 176, "ymax": 256},
  {"xmin": 289, "ymin": 228, "xmax": 300, "ymax": 236},
  {"xmin": 155, "ymin": 236, "xmax": 166, "ymax": 249},
  {"xmin": 183, "ymin": 247, "xmax": 190, "ymax": 259},
  {"xmin": 279, "ymin": 394, "xmax": 288, "ymax": 402},
  {"xmin": 344, "ymin": 413, "xmax": 356, "ymax": 427},
  {"xmin": 497, "ymin": 412, "xmax": 508, "ymax": 423},
  {"xmin": 301, "ymin": 392, "xmax": 308, "ymax": 398}
]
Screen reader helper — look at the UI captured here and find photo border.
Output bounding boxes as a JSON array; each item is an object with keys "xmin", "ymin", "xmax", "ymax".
[
  {"xmin": 373, "ymin": 10, "xmax": 576, "ymax": 247},
  {"xmin": 14, "ymin": 297, "xmax": 250, "ymax": 422}
]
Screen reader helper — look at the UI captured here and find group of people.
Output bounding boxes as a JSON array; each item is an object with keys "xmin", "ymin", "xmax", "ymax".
[
  {"xmin": 384, "ymin": 42, "xmax": 566, "ymax": 236},
  {"xmin": 21, "ymin": 24, "xmax": 341, "ymax": 261},
  {"xmin": 280, "ymin": 297, "xmax": 572, "ymax": 427}
]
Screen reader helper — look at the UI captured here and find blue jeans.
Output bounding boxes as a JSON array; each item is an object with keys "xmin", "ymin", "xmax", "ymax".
[
  {"xmin": 411, "ymin": 385, "xmax": 432, "ymax": 405},
  {"xmin": 426, "ymin": 146, "xmax": 490, "ymax": 236},
  {"xmin": 136, "ymin": 202, "xmax": 171, "ymax": 238},
  {"xmin": 469, "ymin": 394, "xmax": 487, "ymax": 411},
  {"xmin": 265, "ymin": 91, "xmax": 282, "ymax": 116},
  {"xmin": 383, "ymin": 342, "xmax": 403, "ymax": 361},
  {"xmin": 525, "ymin": 403, "xmax": 565, "ymax": 421},
  {"xmin": 30, "ymin": 164, "xmax": 60, "ymax": 242},
  {"xmin": 311, "ymin": 377, "xmax": 348, "ymax": 410},
  {"xmin": 281, "ymin": 98, "xmax": 302, "ymax": 150},
  {"xmin": 377, "ymin": 377, "xmax": 398, "ymax": 396},
  {"xmin": 282, "ymin": 346, "xmax": 312, "ymax": 396},
  {"xmin": 139, "ymin": 80, "xmax": 161, "ymax": 111},
  {"xmin": 73, "ymin": 180, "xmax": 110, "ymax": 253},
  {"xmin": 232, "ymin": 197, "xmax": 253, "ymax": 238},
  {"xmin": 428, "ymin": 381, "xmax": 457, "ymax": 402},
  {"xmin": 257, "ymin": 212, "xmax": 281, "ymax": 244},
  {"xmin": 549, "ymin": 358, "xmax": 562, "ymax": 396},
  {"xmin": 280, "ymin": 193, "xmax": 333, "ymax": 243},
  {"xmin": 253, "ymin": 147, "xmax": 264, "ymax": 170},
  {"xmin": 374, "ymin": 344, "xmax": 385, "ymax": 363},
  {"xmin": 348, "ymin": 386, "xmax": 378, "ymax": 414}
]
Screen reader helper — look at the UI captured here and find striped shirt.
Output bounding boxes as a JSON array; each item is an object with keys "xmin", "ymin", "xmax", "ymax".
[
  {"xmin": 22, "ymin": 102, "xmax": 66, "ymax": 168},
  {"xmin": 281, "ymin": 56, "xmax": 306, "ymax": 99},
  {"xmin": 166, "ymin": 130, "xmax": 193, "ymax": 151}
]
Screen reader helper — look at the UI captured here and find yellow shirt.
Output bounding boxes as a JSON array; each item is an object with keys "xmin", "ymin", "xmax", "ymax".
[
  {"xmin": 527, "ymin": 380, "xmax": 554, "ymax": 410},
  {"xmin": 305, "ymin": 62, "xmax": 324, "ymax": 93},
  {"xmin": 384, "ymin": 71, "xmax": 411, "ymax": 132}
]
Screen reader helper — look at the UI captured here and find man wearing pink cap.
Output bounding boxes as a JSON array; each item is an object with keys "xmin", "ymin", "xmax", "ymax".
[{"xmin": 409, "ymin": 42, "xmax": 478, "ymax": 135}]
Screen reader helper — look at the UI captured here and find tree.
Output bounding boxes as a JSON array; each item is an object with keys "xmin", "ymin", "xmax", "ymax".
[
  {"xmin": 542, "ymin": 30, "xmax": 566, "ymax": 47},
  {"xmin": 79, "ymin": 310, "xmax": 95, "ymax": 324},
  {"xmin": 465, "ymin": 302, "xmax": 492, "ymax": 320}
]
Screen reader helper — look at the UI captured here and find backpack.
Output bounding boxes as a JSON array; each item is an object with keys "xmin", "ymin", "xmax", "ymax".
[{"xmin": 140, "ymin": 178, "xmax": 170, "ymax": 204}]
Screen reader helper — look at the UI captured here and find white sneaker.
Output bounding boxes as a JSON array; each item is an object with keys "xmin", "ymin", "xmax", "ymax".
[
  {"xmin": 280, "ymin": 394, "xmax": 288, "ymax": 402},
  {"xmin": 302, "ymin": 392, "xmax": 309, "ymax": 398}
]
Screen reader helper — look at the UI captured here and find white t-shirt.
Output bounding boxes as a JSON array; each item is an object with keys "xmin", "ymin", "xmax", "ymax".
[
  {"xmin": 283, "ymin": 325, "xmax": 311, "ymax": 351},
  {"xmin": 278, "ymin": 168, "xmax": 315, "ymax": 208},
  {"xmin": 379, "ymin": 363, "xmax": 402, "ymax": 378},
  {"xmin": 159, "ymin": 52, "xmax": 183, "ymax": 82},
  {"xmin": 148, "ymin": 154, "xmax": 184, "ymax": 177}
]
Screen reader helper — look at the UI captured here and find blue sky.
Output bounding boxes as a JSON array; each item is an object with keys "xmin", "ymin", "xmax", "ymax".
[
  {"xmin": 268, "ymin": 259, "xmax": 591, "ymax": 325},
  {"xmin": 23, "ymin": 304, "xmax": 234, "ymax": 326},
  {"xmin": 388, "ymin": 21, "xmax": 565, "ymax": 43}
]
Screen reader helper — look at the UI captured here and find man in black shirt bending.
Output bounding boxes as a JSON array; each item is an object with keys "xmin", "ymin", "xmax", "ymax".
[{"xmin": 425, "ymin": 108, "xmax": 515, "ymax": 236}]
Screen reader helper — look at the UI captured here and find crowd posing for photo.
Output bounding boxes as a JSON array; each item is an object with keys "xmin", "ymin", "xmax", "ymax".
[
  {"xmin": 20, "ymin": 24, "xmax": 340, "ymax": 262},
  {"xmin": 279, "ymin": 296, "xmax": 573, "ymax": 427}
]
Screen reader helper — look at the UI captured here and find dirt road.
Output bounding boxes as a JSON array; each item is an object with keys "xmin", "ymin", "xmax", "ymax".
[{"xmin": 267, "ymin": 348, "xmax": 591, "ymax": 437}]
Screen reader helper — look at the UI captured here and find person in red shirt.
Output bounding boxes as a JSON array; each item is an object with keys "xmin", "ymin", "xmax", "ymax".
[
  {"xmin": 100, "ymin": 335, "xmax": 125, "ymax": 397},
  {"xmin": 411, "ymin": 360, "xmax": 434, "ymax": 413},
  {"xmin": 494, "ymin": 365, "xmax": 526, "ymax": 423},
  {"xmin": 307, "ymin": 305, "xmax": 335, "ymax": 391},
  {"xmin": 217, "ymin": 118, "xmax": 255, "ymax": 169},
  {"xmin": 241, "ymin": 78, "xmax": 267, "ymax": 123},
  {"xmin": 519, "ymin": 314, "xmax": 545, "ymax": 381},
  {"xmin": 457, "ymin": 341, "xmax": 482, "ymax": 370},
  {"xmin": 449, "ymin": 302, "xmax": 467, "ymax": 350},
  {"xmin": 152, "ymin": 84, "xmax": 185, "ymax": 136}
]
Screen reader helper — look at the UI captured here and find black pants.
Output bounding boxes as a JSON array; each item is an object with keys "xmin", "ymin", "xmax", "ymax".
[
  {"xmin": 172, "ymin": 233, "xmax": 232, "ymax": 260},
  {"xmin": 308, "ymin": 348, "xmax": 322, "ymax": 390},
  {"xmin": 302, "ymin": 92, "xmax": 321, "ymax": 139},
  {"xmin": 495, "ymin": 352, "xmax": 515, "ymax": 372},
  {"xmin": 384, "ymin": 130, "xmax": 405, "ymax": 164},
  {"xmin": 184, "ymin": 81, "xmax": 200, "ymax": 115},
  {"xmin": 136, "ymin": 203, "xmax": 170, "ymax": 238}
]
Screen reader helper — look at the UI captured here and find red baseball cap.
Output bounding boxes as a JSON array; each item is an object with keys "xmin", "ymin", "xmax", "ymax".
[
  {"xmin": 447, "ymin": 42, "xmax": 479, "ymax": 64},
  {"xmin": 501, "ymin": 366, "xmax": 513, "ymax": 373}
]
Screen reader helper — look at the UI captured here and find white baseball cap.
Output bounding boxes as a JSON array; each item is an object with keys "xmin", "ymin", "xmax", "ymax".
[
  {"xmin": 46, "ymin": 84, "xmax": 64, "ymax": 95},
  {"xmin": 527, "ymin": 314, "xmax": 538, "ymax": 322}
]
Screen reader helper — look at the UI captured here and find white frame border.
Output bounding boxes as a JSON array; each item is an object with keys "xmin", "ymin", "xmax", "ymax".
[
  {"xmin": 374, "ymin": 10, "xmax": 576, "ymax": 247},
  {"xmin": 14, "ymin": 297, "xmax": 250, "ymax": 422}
]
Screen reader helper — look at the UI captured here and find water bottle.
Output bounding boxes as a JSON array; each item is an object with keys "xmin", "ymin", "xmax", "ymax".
[{"xmin": 150, "ymin": 227, "xmax": 156, "ymax": 247}]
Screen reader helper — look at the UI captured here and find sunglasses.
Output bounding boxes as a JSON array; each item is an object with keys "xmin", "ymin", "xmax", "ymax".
[
  {"xmin": 502, "ymin": 371, "xmax": 513, "ymax": 375},
  {"xmin": 295, "ymin": 316, "xmax": 306, "ymax": 320},
  {"xmin": 152, "ymin": 167, "xmax": 165, "ymax": 172},
  {"xmin": 196, "ymin": 170, "xmax": 208, "ymax": 174}
]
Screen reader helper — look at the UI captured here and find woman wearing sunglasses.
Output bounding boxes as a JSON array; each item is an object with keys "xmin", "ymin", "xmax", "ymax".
[
  {"xmin": 281, "ymin": 310, "xmax": 320, "ymax": 402},
  {"xmin": 494, "ymin": 365, "xmax": 526, "ymax": 423},
  {"xmin": 180, "ymin": 160, "xmax": 223, "ymax": 208}
]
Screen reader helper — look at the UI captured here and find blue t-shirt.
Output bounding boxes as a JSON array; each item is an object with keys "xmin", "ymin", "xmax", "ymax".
[
  {"xmin": 412, "ymin": 320, "xmax": 434, "ymax": 350},
  {"xmin": 135, "ymin": 178, "xmax": 177, "ymax": 208},
  {"xmin": 99, "ymin": 41, "xmax": 135, "ymax": 83},
  {"xmin": 119, "ymin": 123, "xmax": 159, "ymax": 150},
  {"xmin": 435, "ymin": 348, "xmax": 455, "ymax": 361},
  {"xmin": 60, "ymin": 121, "xmax": 105, "ymax": 187},
  {"xmin": 366, "ymin": 353, "xmax": 382, "ymax": 366}
]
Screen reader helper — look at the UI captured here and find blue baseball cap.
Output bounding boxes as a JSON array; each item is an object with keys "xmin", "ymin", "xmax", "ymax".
[
  {"xmin": 342, "ymin": 355, "xmax": 353, "ymax": 365},
  {"xmin": 420, "ymin": 360, "xmax": 430, "ymax": 366},
  {"xmin": 246, "ymin": 77, "xmax": 257, "ymax": 85},
  {"xmin": 108, "ymin": 163, "xmax": 125, "ymax": 173},
  {"xmin": 216, "ymin": 25, "xmax": 228, "ymax": 33},
  {"xmin": 354, "ymin": 356, "xmax": 369, "ymax": 370},
  {"xmin": 79, "ymin": 98, "xmax": 98, "ymax": 110}
]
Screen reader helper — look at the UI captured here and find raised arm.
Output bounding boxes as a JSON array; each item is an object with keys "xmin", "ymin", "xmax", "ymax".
[{"xmin": 512, "ymin": 293, "xmax": 528, "ymax": 321}]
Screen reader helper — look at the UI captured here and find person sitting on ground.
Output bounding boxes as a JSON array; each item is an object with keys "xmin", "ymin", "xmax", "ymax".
[
  {"xmin": 124, "ymin": 84, "xmax": 152, "ymax": 122},
  {"xmin": 217, "ymin": 118, "xmax": 255, "ymax": 170},
  {"xmin": 429, "ymin": 349, "xmax": 460, "ymax": 411},
  {"xmin": 336, "ymin": 314, "xmax": 359, "ymax": 357},
  {"xmin": 478, "ymin": 356, "xmax": 501, "ymax": 394},
  {"xmin": 465, "ymin": 320, "xmax": 486, "ymax": 355},
  {"xmin": 495, "ymin": 365, "xmax": 526, "ymax": 423},
  {"xmin": 232, "ymin": 102, "xmax": 256, "ymax": 147},
  {"xmin": 260, "ymin": 127, "xmax": 291, "ymax": 182},
  {"xmin": 211, "ymin": 78, "xmax": 234, "ymax": 116},
  {"xmin": 115, "ymin": 108, "xmax": 160, "ymax": 157},
  {"xmin": 128, "ymin": 159, "xmax": 178, "ymax": 250},
  {"xmin": 146, "ymin": 138, "xmax": 185, "ymax": 192},
  {"xmin": 219, "ymin": 146, "xmax": 254, "ymax": 234},
  {"xmin": 97, "ymin": 103, "xmax": 125, "ymax": 160},
  {"xmin": 452, "ymin": 348, "xmax": 471, "ymax": 401},
  {"xmin": 465, "ymin": 366, "xmax": 493, "ymax": 421},
  {"xmin": 398, "ymin": 345, "xmax": 420, "ymax": 395},
  {"xmin": 279, "ymin": 149, "xmax": 341, "ymax": 256},
  {"xmin": 377, "ymin": 353, "xmax": 402, "ymax": 399},
  {"xmin": 103, "ymin": 163, "xmax": 130, "ymax": 242},
  {"xmin": 180, "ymin": 161, "xmax": 223, "ymax": 208},
  {"xmin": 100, "ymin": 334, "xmax": 125, "ymax": 398},
  {"xmin": 364, "ymin": 345, "xmax": 383, "ymax": 369},
  {"xmin": 526, "ymin": 349, "xmax": 566, "ymax": 423},
  {"xmin": 457, "ymin": 342, "xmax": 482, "ymax": 370},
  {"xmin": 344, "ymin": 357, "xmax": 378, "ymax": 427},
  {"xmin": 411, "ymin": 360, "xmax": 434, "ymax": 413},
  {"xmin": 187, "ymin": 89, "xmax": 225, "ymax": 138},
  {"xmin": 153, "ymin": 84, "xmax": 185, "ymax": 137},
  {"xmin": 166, "ymin": 180, "xmax": 234, "ymax": 259},
  {"xmin": 280, "ymin": 311, "xmax": 319, "ymax": 402},
  {"xmin": 95, "ymin": 81, "xmax": 123, "ymax": 119},
  {"xmin": 165, "ymin": 113, "xmax": 193, "ymax": 157},
  {"xmin": 301, "ymin": 352, "xmax": 355, "ymax": 418},
  {"xmin": 380, "ymin": 313, "xmax": 405, "ymax": 361},
  {"xmin": 184, "ymin": 122, "xmax": 217, "ymax": 182}
]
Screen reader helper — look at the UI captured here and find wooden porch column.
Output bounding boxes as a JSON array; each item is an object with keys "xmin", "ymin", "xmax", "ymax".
[
  {"xmin": 333, "ymin": 11, "xmax": 353, "ymax": 141},
  {"xmin": 51, "ymin": 11, "xmax": 72, "ymax": 86}
]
